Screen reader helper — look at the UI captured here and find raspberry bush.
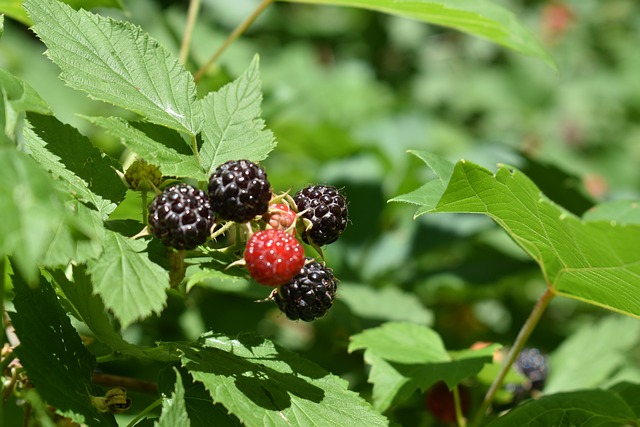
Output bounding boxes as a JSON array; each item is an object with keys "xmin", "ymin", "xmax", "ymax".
[{"xmin": 2, "ymin": 1, "xmax": 640, "ymax": 426}]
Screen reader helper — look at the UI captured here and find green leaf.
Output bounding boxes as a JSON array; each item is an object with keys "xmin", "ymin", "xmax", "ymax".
[
  {"xmin": 51, "ymin": 265, "xmax": 176, "ymax": 361},
  {"xmin": 0, "ymin": 146, "xmax": 69, "ymax": 282},
  {"xmin": 339, "ymin": 283, "xmax": 433, "ymax": 325},
  {"xmin": 199, "ymin": 56, "xmax": 276, "ymax": 176},
  {"xmin": 156, "ymin": 367, "xmax": 190, "ymax": 427},
  {"xmin": 544, "ymin": 315, "xmax": 640, "ymax": 394},
  {"xmin": 486, "ymin": 390, "xmax": 638, "ymax": 427},
  {"xmin": 86, "ymin": 116, "xmax": 205, "ymax": 180},
  {"xmin": 10, "ymin": 269, "xmax": 117, "ymax": 426},
  {"xmin": 86, "ymin": 230, "xmax": 169, "ymax": 328},
  {"xmin": 0, "ymin": 68, "xmax": 51, "ymax": 139},
  {"xmin": 24, "ymin": 0, "xmax": 202, "ymax": 135},
  {"xmin": 1, "ymin": 0, "xmax": 123, "ymax": 25},
  {"xmin": 609, "ymin": 382, "xmax": 640, "ymax": 419},
  {"xmin": 349, "ymin": 322, "xmax": 497, "ymax": 411},
  {"xmin": 175, "ymin": 332, "xmax": 388, "ymax": 426},
  {"xmin": 394, "ymin": 152, "xmax": 640, "ymax": 318},
  {"xmin": 277, "ymin": 0, "xmax": 555, "ymax": 68},
  {"xmin": 583, "ymin": 200, "xmax": 640, "ymax": 226},
  {"xmin": 24, "ymin": 113, "xmax": 126, "ymax": 216}
]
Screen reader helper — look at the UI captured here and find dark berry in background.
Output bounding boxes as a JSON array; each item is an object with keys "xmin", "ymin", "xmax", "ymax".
[
  {"xmin": 294, "ymin": 185, "xmax": 348, "ymax": 246},
  {"xmin": 275, "ymin": 259, "xmax": 337, "ymax": 321},
  {"xmin": 208, "ymin": 159, "xmax": 271, "ymax": 223},
  {"xmin": 514, "ymin": 347, "xmax": 549, "ymax": 391},
  {"xmin": 148, "ymin": 184, "xmax": 214, "ymax": 250}
]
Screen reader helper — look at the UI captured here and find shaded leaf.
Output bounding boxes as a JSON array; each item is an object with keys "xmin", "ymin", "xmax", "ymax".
[
  {"xmin": 86, "ymin": 116, "xmax": 205, "ymax": 180},
  {"xmin": 25, "ymin": 0, "xmax": 202, "ymax": 134},
  {"xmin": 10, "ymin": 269, "xmax": 117, "ymax": 426},
  {"xmin": 486, "ymin": 390, "xmax": 638, "ymax": 427},
  {"xmin": 393, "ymin": 152, "xmax": 640, "ymax": 318},
  {"xmin": 277, "ymin": 0, "xmax": 555, "ymax": 67},
  {"xmin": 175, "ymin": 332, "xmax": 388, "ymax": 426},
  {"xmin": 86, "ymin": 230, "xmax": 169, "ymax": 328},
  {"xmin": 609, "ymin": 382, "xmax": 640, "ymax": 419},
  {"xmin": 199, "ymin": 56, "xmax": 276, "ymax": 176}
]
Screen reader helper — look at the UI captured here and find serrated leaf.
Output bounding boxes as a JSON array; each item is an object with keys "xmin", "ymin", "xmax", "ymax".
[
  {"xmin": 10, "ymin": 269, "xmax": 117, "ymax": 426},
  {"xmin": 24, "ymin": 114, "xmax": 125, "ymax": 216},
  {"xmin": 86, "ymin": 116, "xmax": 205, "ymax": 180},
  {"xmin": 0, "ymin": 68, "xmax": 51, "ymax": 138},
  {"xmin": 583, "ymin": 200, "xmax": 640, "ymax": 226},
  {"xmin": 277, "ymin": 0, "xmax": 555, "ymax": 68},
  {"xmin": 0, "ymin": 146, "xmax": 68, "ymax": 282},
  {"xmin": 389, "ymin": 151, "xmax": 455, "ymax": 208},
  {"xmin": 1, "ymin": 0, "xmax": 123, "ymax": 25},
  {"xmin": 486, "ymin": 390, "xmax": 637, "ymax": 427},
  {"xmin": 24, "ymin": 0, "xmax": 202, "ymax": 134},
  {"xmin": 349, "ymin": 322, "xmax": 496, "ymax": 411},
  {"xmin": 199, "ymin": 56, "xmax": 276, "ymax": 175},
  {"xmin": 544, "ymin": 315, "xmax": 640, "ymax": 394},
  {"xmin": 394, "ymin": 152, "xmax": 640, "ymax": 318},
  {"xmin": 156, "ymin": 367, "xmax": 190, "ymax": 427},
  {"xmin": 86, "ymin": 230, "xmax": 169, "ymax": 328},
  {"xmin": 51, "ymin": 265, "xmax": 176, "ymax": 361},
  {"xmin": 175, "ymin": 332, "xmax": 388, "ymax": 427},
  {"xmin": 339, "ymin": 282, "xmax": 433, "ymax": 325}
]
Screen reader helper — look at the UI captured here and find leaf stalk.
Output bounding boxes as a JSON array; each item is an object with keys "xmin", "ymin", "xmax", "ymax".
[
  {"xmin": 194, "ymin": 0, "xmax": 274, "ymax": 82},
  {"xmin": 471, "ymin": 287, "xmax": 555, "ymax": 426}
]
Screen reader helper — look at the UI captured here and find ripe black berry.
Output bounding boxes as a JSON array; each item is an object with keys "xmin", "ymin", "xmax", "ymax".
[
  {"xmin": 208, "ymin": 160, "xmax": 272, "ymax": 223},
  {"xmin": 275, "ymin": 259, "xmax": 337, "ymax": 322},
  {"xmin": 294, "ymin": 185, "xmax": 348, "ymax": 246},
  {"xmin": 514, "ymin": 347, "xmax": 549, "ymax": 391},
  {"xmin": 148, "ymin": 184, "xmax": 214, "ymax": 250}
]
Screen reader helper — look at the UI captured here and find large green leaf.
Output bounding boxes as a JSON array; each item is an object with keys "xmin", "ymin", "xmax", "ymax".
[
  {"xmin": 486, "ymin": 390, "xmax": 638, "ymax": 427},
  {"xmin": 349, "ymin": 322, "xmax": 497, "ymax": 411},
  {"xmin": 175, "ymin": 332, "xmax": 388, "ymax": 426},
  {"xmin": 24, "ymin": 0, "xmax": 202, "ymax": 135},
  {"xmin": 199, "ymin": 56, "xmax": 276, "ymax": 176},
  {"xmin": 86, "ymin": 116, "xmax": 205, "ymax": 180},
  {"xmin": 277, "ymin": 0, "xmax": 555, "ymax": 68},
  {"xmin": 392, "ymin": 151, "xmax": 640, "ymax": 318},
  {"xmin": 10, "ymin": 269, "xmax": 117, "ymax": 426},
  {"xmin": 51, "ymin": 265, "xmax": 176, "ymax": 361},
  {"xmin": 1, "ymin": 0, "xmax": 123, "ymax": 25},
  {"xmin": 86, "ymin": 230, "xmax": 169, "ymax": 328}
]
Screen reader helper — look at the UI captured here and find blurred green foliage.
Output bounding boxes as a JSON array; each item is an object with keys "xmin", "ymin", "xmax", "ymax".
[{"xmin": 2, "ymin": 0, "xmax": 640, "ymax": 425}]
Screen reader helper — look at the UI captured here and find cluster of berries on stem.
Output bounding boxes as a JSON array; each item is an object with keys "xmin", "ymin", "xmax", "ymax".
[{"xmin": 144, "ymin": 159, "xmax": 348, "ymax": 321}]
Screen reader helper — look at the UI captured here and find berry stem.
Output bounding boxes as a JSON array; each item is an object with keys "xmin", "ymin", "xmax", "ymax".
[
  {"xmin": 190, "ymin": 134, "xmax": 200, "ymax": 164},
  {"xmin": 141, "ymin": 190, "xmax": 148, "ymax": 225},
  {"xmin": 193, "ymin": 0, "xmax": 274, "ymax": 83},
  {"xmin": 453, "ymin": 385, "xmax": 467, "ymax": 427},
  {"xmin": 470, "ymin": 287, "xmax": 555, "ymax": 427},
  {"xmin": 125, "ymin": 397, "xmax": 162, "ymax": 427},
  {"xmin": 179, "ymin": 0, "xmax": 201, "ymax": 65}
]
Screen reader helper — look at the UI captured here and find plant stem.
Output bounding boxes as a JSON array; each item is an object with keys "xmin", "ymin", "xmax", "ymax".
[
  {"xmin": 193, "ymin": 0, "xmax": 274, "ymax": 83},
  {"xmin": 92, "ymin": 372, "xmax": 158, "ymax": 395},
  {"xmin": 453, "ymin": 385, "xmax": 467, "ymax": 427},
  {"xmin": 141, "ymin": 191, "xmax": 148, "ymax": 225},
  {"xmin": 471, "ymin": 287, "xmax": 555, "ymax": 427},
  {"xmin": 125, "ymin": 397, "xmax": 162, "ymax": 427},
  {"xmin": 190, "ymin": 134, "xmax": 200, "ymax": 164},
  {"xmin": 179, "ymin": 0, "xmax": 201, "ymax": 65}
]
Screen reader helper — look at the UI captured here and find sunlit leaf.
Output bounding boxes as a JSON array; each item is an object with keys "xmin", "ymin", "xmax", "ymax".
[{"xmin": 156, "ymin": 367, "xmax": 190, "ymax": 427}]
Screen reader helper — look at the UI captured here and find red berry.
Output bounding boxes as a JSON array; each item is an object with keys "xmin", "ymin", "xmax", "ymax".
[
  {"xmin": 263, "ymin": 203, "xmax": 297, "ymax": 232},
  {"xmin": 244, "ymin": 229, "xmax": 305, "ymax": 286}
]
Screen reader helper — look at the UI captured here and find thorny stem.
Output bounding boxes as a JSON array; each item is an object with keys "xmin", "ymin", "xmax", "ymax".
[
  {"xmin": 453, "ymin": 385, "xmax": 467, "ymax": 427},
  {"xmin": 470, "ymin": 287, "xmax": 555, "ymax": 427},
  {"xmin": 179, "ymin": 0, "xmax": 201, "ymax": 65},
  {"xmin": 125, "ymin": 397, "xmax": 162, "ymax": 427},
  {"xmin": 193, "ymin": 0, "xmax": 274, "ymax": 83}
]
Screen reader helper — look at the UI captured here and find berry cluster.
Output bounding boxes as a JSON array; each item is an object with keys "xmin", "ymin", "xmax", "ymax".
[{"xmin": 146, "ymin": 159, "xmax": 348, "ymax": 321}]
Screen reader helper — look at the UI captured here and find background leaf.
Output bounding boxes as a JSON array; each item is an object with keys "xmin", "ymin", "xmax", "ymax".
[
  {"xmin": 86, "ymin": 230, "xmax": 170, "ymax": 328},
  {"xmin": 10, "ymin": 269, "xmax": 117, "ymax": 426},
  {"xmin": 156, "ymin": 367, "xmax": 190, "ymax": 427},
  {"xmin": 24, "ymin": 0, "xmax": 202, "ymax": 134},
  {"xmin": 1, "ymin": 0, "xmax": 123, "ymax": 25},
  {"xmin": 393, "ymin": 152, "xmax": 640, "ymax": 318},
  {"xmin": 199, "ymin": 56, "xmax": 276, "ymax": 176},
  {"xmin": 486, "ymin": 389, "xmax": 638, "ymax": 427},
  {"xmin": 349, "ymin": 322, "xmax": 497, "ymax": 411},
  {"xmin": 276, "ymin": 0, "xmax": 554, "ymax": 67},
  {"xmin": 175, "ymin": 332, "xmax": 388, "ymax": 427}
]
